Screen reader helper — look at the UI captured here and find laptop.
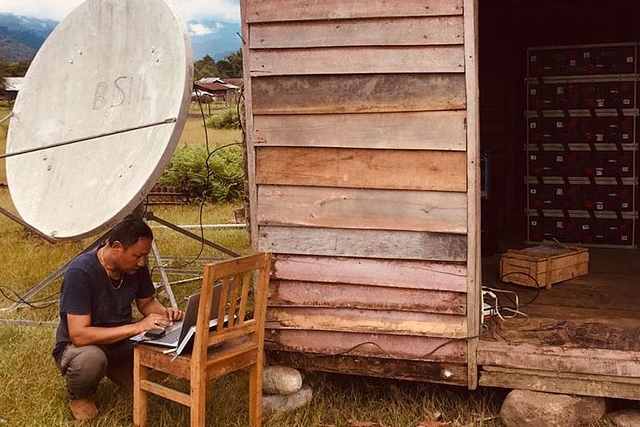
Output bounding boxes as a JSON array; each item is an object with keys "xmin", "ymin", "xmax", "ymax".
[{"xmin": 130, "ymin": 284, "xmax": 224, "ymax": 356}]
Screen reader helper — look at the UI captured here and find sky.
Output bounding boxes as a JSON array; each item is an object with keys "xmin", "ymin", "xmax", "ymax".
[{"xmin": 0, "ymin": 0, "xmax": 240, "ymax": 23}]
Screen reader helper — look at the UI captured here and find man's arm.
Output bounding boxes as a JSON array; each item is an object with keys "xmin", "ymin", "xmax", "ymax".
[
  {"xmin": 66, "ymin": 312, "xmax": 165, "ymax": 346},
  {"xmin": 66, "ymin": 298, "xmax": 184, "ymax": 346}
]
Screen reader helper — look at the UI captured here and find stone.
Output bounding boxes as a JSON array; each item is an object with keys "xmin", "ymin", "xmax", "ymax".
[
  {"xmin": 500, "ymin": 389, "xmax": 606, "ymax": 427},
  {"xmin": 607, "ymin": 409, "xmax": 640, "ymax": 427},
  {"xmin": 262, "ymin": 365, "xmax": 303, "ymax": 395},
  {"xmin": 262, "ymin": 384, "xmax": 312, "ymax": 414}
]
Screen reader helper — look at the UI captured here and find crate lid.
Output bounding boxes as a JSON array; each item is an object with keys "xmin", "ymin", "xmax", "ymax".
[{"xmin": 505, "ymin": 243, "xmax": 588, "ymax": 261}]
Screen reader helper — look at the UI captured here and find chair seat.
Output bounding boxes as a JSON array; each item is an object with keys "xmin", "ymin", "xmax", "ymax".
[{"xmin": 137, "ymin": 337, "xmax": 259, "ymax": 380}]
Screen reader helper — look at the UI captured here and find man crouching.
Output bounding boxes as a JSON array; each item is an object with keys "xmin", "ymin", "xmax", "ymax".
[{"xmin": 52, "ymin": 215, "xmax": 183, "ymax": 420}]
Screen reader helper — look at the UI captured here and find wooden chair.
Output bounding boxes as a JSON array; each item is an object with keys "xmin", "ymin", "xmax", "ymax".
[{"xmin": 133, "ymin": 252, "xmax": 272, "ymax": 427}]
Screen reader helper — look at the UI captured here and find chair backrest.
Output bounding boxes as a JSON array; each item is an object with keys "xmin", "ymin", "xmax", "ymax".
[{"xmin": 191, "ymin": 252, "xmax": 272, "ymax": 366}]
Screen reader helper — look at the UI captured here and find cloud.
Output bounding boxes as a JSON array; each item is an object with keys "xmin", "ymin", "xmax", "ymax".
[
  {"xmin": 0, "ymin": 0, "xmax": 240, "ymax": 23},
  {"xmin": 0, "ymin": 0, "xmax": 84, "ymax": 20},
  {"xmin": 188, "ymin": 22, "xmax": 223, "ymax": 37},
  {"xmin": 178, "ymin": 0, "xmax": 240, "ymax": 22}
]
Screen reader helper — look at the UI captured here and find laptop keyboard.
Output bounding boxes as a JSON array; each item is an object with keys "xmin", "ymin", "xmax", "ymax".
[{"xmin": 152, "ymin": 325, "xmax": 181, "ymax": 345}]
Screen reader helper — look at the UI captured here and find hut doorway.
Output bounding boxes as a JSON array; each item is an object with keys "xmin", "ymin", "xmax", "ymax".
[{"xmin": 477, "ymin": 0, "xmax": 640, "ymax": 399}]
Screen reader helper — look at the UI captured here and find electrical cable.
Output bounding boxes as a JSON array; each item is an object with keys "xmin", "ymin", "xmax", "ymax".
[
  {"xmin": 189, "ymin": 88, "xmax": 213, "ymax": 264},
  {"xmin": 0, "ymin": 285, "xmax": 60, "ymax": 309},
  {"xmin": 499, "ymin": 271, "xmax": 541, "ymax": 307},
  {"xmin": 142, "ymin": 90, "xmax": 210, "ymax": 289},
  {"xmin": 150, "ymin": 88, "xmax": 245, "ymax": 283},
  {"xmin": 205, "ymin": 142, "xmax": 243, "ymax": 182},
  {"xmin": 264, "ymin": 335, "xmax": 480, "ymax": 360},
  {"xmin": 482, "ymin": 286, "xmax": 530, "ymax": 321}
]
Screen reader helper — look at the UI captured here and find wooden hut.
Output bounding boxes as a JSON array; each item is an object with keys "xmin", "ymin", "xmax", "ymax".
[{"xmin": 240, "ymin": 0, "xmax": 640, "ymax": 399}]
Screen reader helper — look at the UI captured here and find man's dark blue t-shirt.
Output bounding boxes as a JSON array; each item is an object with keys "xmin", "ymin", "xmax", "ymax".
[{"xmin": 52, "ymin": 247, "xmax": 155, "ymax": 361}]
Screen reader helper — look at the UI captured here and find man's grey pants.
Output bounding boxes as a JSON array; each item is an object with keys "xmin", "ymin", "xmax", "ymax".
[{"xmin": 55, "ymin": 340, "xmax": 134, "ymax": 399}]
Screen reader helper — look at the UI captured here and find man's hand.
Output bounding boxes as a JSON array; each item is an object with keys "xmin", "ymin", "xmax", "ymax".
[
  {"xmin": 138, "ymin": 308, "xmax": 183, "ymax": 330},
  {"xmin": 137, "ymin": 295, "xmax": 182, "ymax": 321},
  {"xmin": 140, "ymin": 313, "xmax": 172, "ymax": 330},
  {"xmin": 136, "ymin": 296, "xmax": 182, "ymax": 329},
  {"xmin": 164, "ymin": 307, "xmax": 183, "ymax": 322}
]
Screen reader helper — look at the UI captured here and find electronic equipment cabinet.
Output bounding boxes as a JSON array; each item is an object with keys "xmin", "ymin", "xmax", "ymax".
[{"xmin": 526, "ymin": 42, "xmax": 639, "ymax": 248}]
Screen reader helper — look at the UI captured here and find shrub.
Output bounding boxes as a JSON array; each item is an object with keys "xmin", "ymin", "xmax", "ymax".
[
  {"xmin": 207, "ymin": 144, "xmax": 245, "ymax": 202},
  {"xmin": 205, "ymin": 108, "xmax": 240, "ymax": 129},
  {"xmin": 158, "ymin": 144, "xmax": 244, "ymax": 202}
]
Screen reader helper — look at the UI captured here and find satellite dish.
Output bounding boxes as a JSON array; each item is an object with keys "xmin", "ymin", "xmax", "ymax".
[{"xmin": 5, "ymin": 0, "xmax": 193, "ymax": 239}]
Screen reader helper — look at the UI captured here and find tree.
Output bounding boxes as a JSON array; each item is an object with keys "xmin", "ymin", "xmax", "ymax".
[
  {"xmin": 225, "ymin": 49, "xmax": 243, "ymax": 77},
  {"xmin": 0, "ymin": 53, "xmax": 31, "ymax": 90},
  {"xmin": 5, "ymin": 59, "xmax": 31, "ymax": 76},
  {"xmin": 0, "ymin": 52, "xmax": 8, "ymax": 90},
  {"xmin": 194, "ymin": 54, "xmax": 219, "ymax": 81},
  {"xmin": 193, "ymin": 50, "xmax": 243, "ymax": 80},
  {"xmin": 216, "ymin": 59, "xmax": 233, "ymax": 78}
]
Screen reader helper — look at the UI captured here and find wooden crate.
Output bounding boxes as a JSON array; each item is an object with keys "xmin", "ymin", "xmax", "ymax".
[{"xmin": 499, "ymin": 244, "xmax": 589, "ymax": 289}]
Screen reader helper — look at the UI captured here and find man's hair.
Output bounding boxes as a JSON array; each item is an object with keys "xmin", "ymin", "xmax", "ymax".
[{"xmin": 107, "ymin": 215, "xmax": 153, "ymax": 249}]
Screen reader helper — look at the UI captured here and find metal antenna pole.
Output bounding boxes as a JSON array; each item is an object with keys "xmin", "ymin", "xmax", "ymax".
[
  {"xmin": 0, "ymin": 118, "xmax": 177, "ymax": 160},
  {"xmin": 144, "ymin": 211, "xmax": 239, "ymax": 257},
  {"xmin": 140, "ymin": 209, "xmax": 240, "ymax": 310},
  {"xmin": 0, "ymin": 206, "xmax": 240, "ymax": 313},
  {"xmin": 0, "ymin": 230, "xmax": 110, "ymax": 313},
  {"xmin": 145, "ymin": 222, "xmax": 178, "ymax": 309},
  {"xmin": 0, "ymin": 206, "xmax": 57, "ymax": 244}
]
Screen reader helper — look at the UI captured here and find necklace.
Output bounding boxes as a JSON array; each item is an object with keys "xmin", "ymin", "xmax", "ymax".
[{"xmin": 99, "ymin": 247, "xmax": 124, "ymax": 290}]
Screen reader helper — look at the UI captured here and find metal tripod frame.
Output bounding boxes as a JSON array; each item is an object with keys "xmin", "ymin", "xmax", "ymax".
[{"xmin": 0, "ymin": 209, "xmax": 240, "ymax": 313}]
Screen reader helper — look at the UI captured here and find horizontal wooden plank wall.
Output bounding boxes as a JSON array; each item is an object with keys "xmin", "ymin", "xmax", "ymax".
[
  {"xmin": 251, "ymin": 74, "xmax": 466, "ymax": 114},
  {"xmin": 242, "ymin": 0, "xmax": 472, "ymax": 385},
  {"xmin": 260, "ymin": 227, "xmax": 467, "ymax": 261},
  {"xmin": 266, "ymin": 330, "xmax": 467, "ymax": 363},
  {"xmin": 252, "ymin": 110, "xmax": 467, "ymax": 150},
  {"xmin": 258, "ymin": 186, "xmax": 467, "ymax": 233},
  {"xmin": 250, "ymin": 17, "xmax": 464, "ymax": 49},
  {"xmin": 244, "ymin": 0, "xmax": 463, "ymax": 22},
  {"xmin": 251, "ymin": 47, "xmax": 464, "ymax": 76},
  {"xmin": 269, "ymin": 282, "xmax": 466, "ymax": 314},
  {"xmin": 477, "ymin": 341, "xmax": 640, "ymax": 399},
  {"xmin": 267, "ymin": 255, "xmax": 470, "ymax": 385},
  {"xmin": 272, "ymin": 256, "xmax": 467, "ymax": 292},
  {"xmin": 256, "ymin": 148, "xmax": 467, "ymax": 191}
]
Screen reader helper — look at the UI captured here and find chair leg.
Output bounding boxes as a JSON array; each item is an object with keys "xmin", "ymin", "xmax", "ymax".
[
  {"xmin": 191, "ymin": 378, "xmax": 207, "ymax": 427},
  {"xmin": 248, "ymin": 363, "xmax": 263, "ymax": 427},
  {"xmin": 133, "ymin": 350, "xmax": 148, "ymax": 427}
]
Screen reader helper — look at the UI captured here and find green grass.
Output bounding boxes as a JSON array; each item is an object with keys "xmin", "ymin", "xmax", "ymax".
[
  {"xmin": 181, "ymin": 103, "xmax": 242, "ymax": 149},
  {"xmin": 0, "ymin": 323, "xmax": 620, "ymax": 427},
  {"xmin": 0, "ymin": 321, "xmax": 510, "ymax": 427},
  {"xmin": 0, "ymin": 100, "xmax": 11, "ymax": 183}
]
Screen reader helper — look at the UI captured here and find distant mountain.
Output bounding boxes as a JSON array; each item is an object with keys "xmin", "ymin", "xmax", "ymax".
[
  {"xmin": 0, "ymin": 14, "xmax": 56, "ymax": 61},
  {"xmin": 0, "ymin": 35, "xmax": 36, "ymax": 62},
  {"xmin": 0, "ymin": 13, "xmax": 242, "ymax": 64}
]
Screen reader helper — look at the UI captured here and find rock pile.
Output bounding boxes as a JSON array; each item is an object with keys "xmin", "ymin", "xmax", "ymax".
[{"xmin": 262, "ymin": 366, "xmax": 312, "ymax": 414}]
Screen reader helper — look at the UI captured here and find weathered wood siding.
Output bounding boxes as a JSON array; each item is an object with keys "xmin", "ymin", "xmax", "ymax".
[
  {"xmin": 477, "ymin": 341, "xmax": 640, "ymax": 400},
  {"xmin": 242, "ymin": 0, "xmax": 479, "ymax": 387}
]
